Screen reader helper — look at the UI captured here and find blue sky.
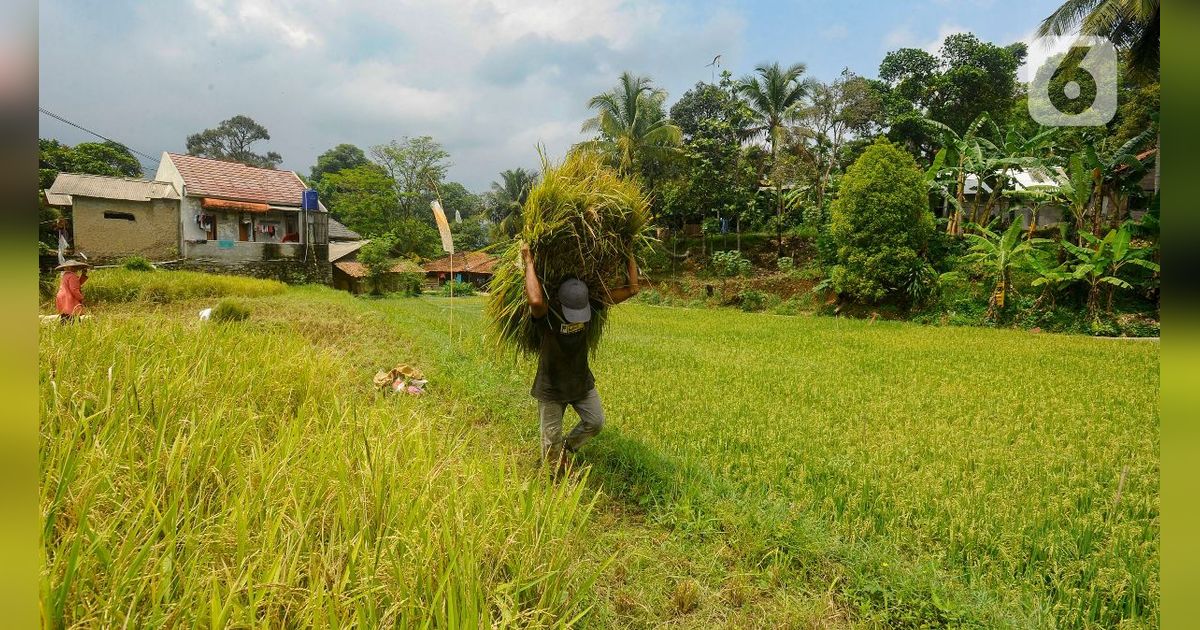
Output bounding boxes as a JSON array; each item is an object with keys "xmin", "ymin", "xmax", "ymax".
[{"xmin": 39, "ymin": 0, "xmax": 1063, "ymax": 191}]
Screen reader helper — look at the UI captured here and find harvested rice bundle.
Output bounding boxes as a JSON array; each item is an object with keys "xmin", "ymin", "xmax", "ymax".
[{"xmin": 487, "ymin": 149, "xmax": 652, "ymax": 355}]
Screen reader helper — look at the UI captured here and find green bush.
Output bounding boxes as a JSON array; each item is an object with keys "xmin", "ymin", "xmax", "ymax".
[
  {"xmin": 440, "ymin": 279, "xmax": 476, "ymax": 296},
  {"xmin": 776, "ymin": 256, "xmax": 795, "ymax": 273},
  {"xmin": 637, "ymin": 288, "xmax": 664, "ymax": 305},
  {"xmin": 737, "ymin": 289, "xmax": 767, "ymax": 311},
  {"xmin": 711, "ymin": 250, "xmax": 751, "ymax": 278},
  {"xmin": 828, "ymin": 140, "xmax": 934, "ymax": 304},
  {"xmin": 121, "ymin": 255, "xmax": 155, "ymax": 272},
  {"xmin": 210, "ymin": 299, "xmax": 251, "ymax": 323}
]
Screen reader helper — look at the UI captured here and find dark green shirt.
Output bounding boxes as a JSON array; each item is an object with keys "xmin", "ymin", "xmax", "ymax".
[{"xmin": 530, "ymin": 305, "xmax": 595, "ymax": 402}]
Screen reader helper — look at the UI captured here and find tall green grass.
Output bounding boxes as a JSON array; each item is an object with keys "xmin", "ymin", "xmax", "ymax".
[
  {"xmin": 79, "ymin": 269, "xmax": 286, "ymax": 305},
  {"xmin": 39, "ymin": 283, "xmax": 1159, "ymax": 628},
  {"xmin": 365, "ymin": 297, "xmax": 1159, "ymax": 627},
  {"xmin": 40, "ymin": 303, "xmax": 600, "ymax": 627}
]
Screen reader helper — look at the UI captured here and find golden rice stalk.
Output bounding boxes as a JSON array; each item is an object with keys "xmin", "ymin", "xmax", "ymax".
[{"xmin": 486, "ymin": 148, "xmax": 652, "ymax": 356}]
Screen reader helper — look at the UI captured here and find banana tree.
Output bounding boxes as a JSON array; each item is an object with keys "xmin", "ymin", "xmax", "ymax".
[
  {"xmin": 923, "ymin": 115, "xmax": 998, "ymax": 235},
  {"xmin": 962, "ymin": 219, "xmax": 1048, "ymax": 316},
  {"xmin": 1081, "ymin": 123, "xmax": 1157, "ymax": 234},
  {"xmin": 1062, "ymin": 224, "xmax": 1159, "ymax": 318}
]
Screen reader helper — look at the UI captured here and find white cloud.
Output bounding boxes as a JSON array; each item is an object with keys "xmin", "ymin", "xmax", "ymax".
[
  {"xmin": 822, "ymin": 23, "xmax": 849, "ymax": 41},
  {"xmin": 1018, "ymin": 28, "xmax": 1078, "ymax": 82},
  {"xmin": 883, "ymin": 25, "xmax": 917, "ymax": 49},
  {"xmin": 922, "ymin": 23, "xmax": 969, "ymax": 53},
  {"xmin": 39, "ymin": 0, "xmax": 744, "ymax": 189}
]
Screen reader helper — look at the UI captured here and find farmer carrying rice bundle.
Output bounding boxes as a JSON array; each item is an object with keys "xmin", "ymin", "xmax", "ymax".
[{"xmin": 487, "ymin": 149, "xmax": 651, "ymax": 477}]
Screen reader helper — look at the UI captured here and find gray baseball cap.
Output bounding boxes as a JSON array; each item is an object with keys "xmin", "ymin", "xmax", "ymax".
[{"xmin": 557, "ymin": 278, "xmax": 591, "ymax": 323}]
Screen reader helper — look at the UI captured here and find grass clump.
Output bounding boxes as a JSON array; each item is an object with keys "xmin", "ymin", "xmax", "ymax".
[
  {"xmin": 487, "ymin": 149, "xmax": 652, "ymax": 355},
  {"xmin": 440, "ymin": 279, "xmax": 476, "ymax": 297},
  {"xmin": 210, "ymin": 299, "xmax": 251, "ymax": 322},
  {"xmin": 120, "ymin": 255, "xmax": 155, "ymax": 271},
  {"xmin": 84, "ymin": 269, "xmax": 286, "ymax": 305}
]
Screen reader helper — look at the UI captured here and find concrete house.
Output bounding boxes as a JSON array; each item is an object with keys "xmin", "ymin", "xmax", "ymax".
[
  {"xmin": 154, "ymin": 153, "xmax": 331, "ymax": 283},
  {"xmin": 44, "ymin": 173, "xmax": 182, "ymax": 262}
]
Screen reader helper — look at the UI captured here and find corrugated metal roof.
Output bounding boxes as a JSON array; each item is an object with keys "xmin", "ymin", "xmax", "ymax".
[
  {"xmin": 328, "ymin": 217, "xmax": 362, "ymax": 240},
  {"xmin": 166, "ymin": 153, "xmax": 309, "ymax": 206},
  {"xmin": 47, "ymin": 173, "xmax": 180, "ymax": 203},
  {"xmin": 329, "ymin": 239, "xmax": 367, "ymax": 262},
  {"xmin": 43, "ymin": 191, "xmax": 73, "ymax": 206}
]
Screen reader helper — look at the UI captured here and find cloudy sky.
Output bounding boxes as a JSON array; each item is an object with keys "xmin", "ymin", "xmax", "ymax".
[{"xmin": 39, "ymin": 0, "xmax": 1063, "ymax": 191}]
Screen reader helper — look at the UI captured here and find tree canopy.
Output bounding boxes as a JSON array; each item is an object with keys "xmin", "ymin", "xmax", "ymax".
[
  {"xmin": 39, "ymin": 139, "xmax": 143, "ymax": 189},
  {"xmin": 186, "ymin": 115, "xmax": 283, "ymax": 169},
  {"xmin": 309, "ymin": 144, "xmax": 369, "ymax": 183}
]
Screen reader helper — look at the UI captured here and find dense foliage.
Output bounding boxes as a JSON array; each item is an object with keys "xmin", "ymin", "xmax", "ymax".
[
  {"xmin": 186, "ymin": 114, "xmax": 282, "ymax": 169},
  {"xmin": 828, "ymin": 141, "xmax": 934, "ymax": 303}
]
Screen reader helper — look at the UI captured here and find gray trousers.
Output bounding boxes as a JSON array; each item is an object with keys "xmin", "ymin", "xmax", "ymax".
[{"xmin": 539, "ymin": 388, "xmax": 605, "ymax": 460}]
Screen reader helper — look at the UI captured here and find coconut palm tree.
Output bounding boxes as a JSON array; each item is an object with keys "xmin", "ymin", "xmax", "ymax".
[
  {"xmin": 737, "ymin": 62, "xmax": 815, "ymax": 255},
  {"xmin": 488, "ymin": 168, "xmax": 537, "ymax": 240},
  {"xmin": 581, "ymin": 72, "xmax": 682, "ymax": 178},
  {"xmin": 1038, "ymin": 0, "xmax": 1159, "ymax": 76}
]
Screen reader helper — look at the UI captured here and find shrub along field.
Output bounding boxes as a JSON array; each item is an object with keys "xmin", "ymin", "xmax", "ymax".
[{"xmin": 40, "ymin": 271, "xmax": 1159, "ymax": 628}]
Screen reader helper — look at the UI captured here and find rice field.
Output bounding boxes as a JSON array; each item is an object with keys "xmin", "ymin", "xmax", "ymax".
[{"xmin": 39, "ymin": 272, "xmax": 1159, "ymax": 628}]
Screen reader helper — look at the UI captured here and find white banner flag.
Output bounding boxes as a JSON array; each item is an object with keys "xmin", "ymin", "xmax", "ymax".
[{"xmin": 431, "ymin": 200, "xmax": 454, "ymax": 254}]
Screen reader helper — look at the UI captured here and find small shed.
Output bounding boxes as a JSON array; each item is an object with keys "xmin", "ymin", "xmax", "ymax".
[
  {"xmin": 422, "ymin": 251, "xmax": 499, "ymax": 289},
  {"xmin": 43, "ymin": 173, "xmax": 181, "ymax": 262},
  {"xmin": 333, "ymin": 259, "xmax": 424, "ymax": 295}
]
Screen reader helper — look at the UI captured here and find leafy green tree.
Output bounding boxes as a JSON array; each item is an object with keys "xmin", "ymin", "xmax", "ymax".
[
  {"xmin": 799, "ymin": 69, "xmax": 884, "ymax": 209},
  {"xmin": 670, "ymin": 75, "xmax": 749, "ymax": 142},
  {"xmin": 438, "ymin": 181, "xmax": 484, "ymax": 222},
  {"xmin": 40, "ymin": 139, "xmax": 142, "ymax": 188},
  {"xmin": 309, "ymin": 144, "xmax": 369, "ymax": 183},
  {"xmin": 186, "ymin": 115, "xmax": 282, "ymax": 168},
  {"xmin": 878, "ymin": 34, "xmax": 1024, "ymax": 150},
  {"xmin": 1038, "ymin": 0, "xmax": 1158, "ymax": 78},
  {"xmin": 738, "ymin": 62, "xmax": 816, "ymax": 255},
  {"xmin": 316, "ymin": 164, "xmax": 398, "ymax": 237},
  {"xmin": 389, "ymin": 217, "xmax": 443, "ymax": 260},
  {"xmin": 451, "ymin": 215, "xmax": 491, "ymax": 252},
  {"xmin": 371, "ymin": 136, "xmax": 451, "ymax": 219},
  {"xmin": 581, "ymin": 72, "xmax": 682, "ymax": 178},
  {"xmin": 487, "ymin": 168, "xmax": 537, "ymax": 239},
  {"xmin": 357, "ymin": 233, "xmax": 398, "ymax": 295},
  {"xmin": 828, "ymin": 140, "xmax": 934, "ymax": 303},
  {"xmin": 962, "ymin": 219, "xmax": 1047, "ymax": 315}
]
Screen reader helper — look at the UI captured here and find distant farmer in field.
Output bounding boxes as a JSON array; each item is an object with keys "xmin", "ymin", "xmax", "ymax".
[
  {"xmin": 521, "ymin": 242, "xmax": 639, "ymax": 476},
  {"xmin": 55, "ymin": 260, "xmax": 90, "ymax": 322}
]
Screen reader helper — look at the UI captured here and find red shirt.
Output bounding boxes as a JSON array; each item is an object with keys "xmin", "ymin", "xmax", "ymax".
[{"xmin": 55, "ymin": 270, "xmax": 87, "ymax": 316}]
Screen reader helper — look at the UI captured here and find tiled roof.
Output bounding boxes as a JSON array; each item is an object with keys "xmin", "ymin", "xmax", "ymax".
[
  {"xmin": 328, "ymin": 217, "xmax": 362, "ymax": 240},
  {"xmin": 334, "ymin": 259, "xmax": 423, "ymax": 278},
  {"xmin": 422, "ymin": 251, "xmax": 498, "ymax": 274},
  {"xmin": 329, "ymin": 239, "xmax": 367, "ymax": 262},
  {"xmin": 167, "ymin": 153, "xmax": 308, "ymax": 206},
  {"xmin": 46, "ymin": 173, "xmax": 179, "ymax": 204}
]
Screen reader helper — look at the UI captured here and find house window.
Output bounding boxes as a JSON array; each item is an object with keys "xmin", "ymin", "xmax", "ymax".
[
  {"xmin": 103, "ymin": 211, "xmax": 136, "ymax": 221},
  {"xmin": 203, "ymin": 214, "xmax": 217, "ymax": 240}
]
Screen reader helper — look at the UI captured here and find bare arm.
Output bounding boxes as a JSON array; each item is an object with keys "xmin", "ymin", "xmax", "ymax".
[
  {"xmin": 607, "ymin": 254, "xmax": 640, "ymax": 304},
  {"xmin": 521, "ymin": 242, "xmax": 548, "ymax": 318}
]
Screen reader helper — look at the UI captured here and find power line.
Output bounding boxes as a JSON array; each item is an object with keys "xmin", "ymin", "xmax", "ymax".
[{"xmin": 38, "ymin": 107, "xmax": 160, "ymax": 171}]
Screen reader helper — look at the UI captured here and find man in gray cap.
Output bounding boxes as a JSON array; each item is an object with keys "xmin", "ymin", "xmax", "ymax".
[{"xmin": 520, "ymin": 242, "xmax": 639, "ymax": 476}]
